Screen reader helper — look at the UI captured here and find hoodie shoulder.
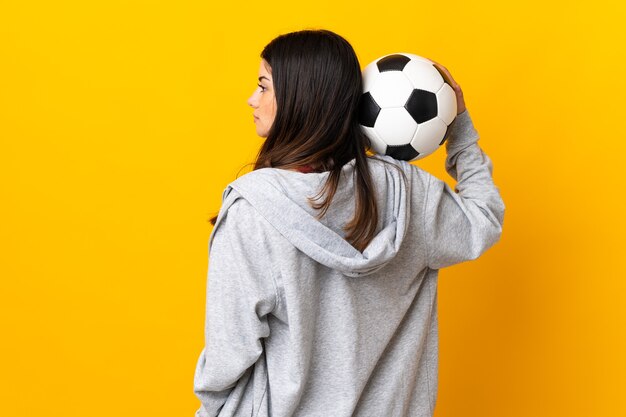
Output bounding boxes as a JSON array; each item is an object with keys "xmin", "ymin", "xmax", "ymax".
[{"xmin": 209, "ymin": 180, "xmax": 274, "ymax": 251}]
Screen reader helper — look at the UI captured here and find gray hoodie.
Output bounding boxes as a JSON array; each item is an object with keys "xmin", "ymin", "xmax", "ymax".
[{"xmin": 193, "ymin": 109, "xmax": 505, "ymax": 417}]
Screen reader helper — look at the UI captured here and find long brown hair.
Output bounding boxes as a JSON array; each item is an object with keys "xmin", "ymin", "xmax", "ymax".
[{"xmin": 209, "ymin": 29, "xmax": 407, "ymax": 252}]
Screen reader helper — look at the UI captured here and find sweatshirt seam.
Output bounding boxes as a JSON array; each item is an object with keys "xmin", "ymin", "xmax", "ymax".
[
  {"xmin": 252, "ymin": 345, "xmax": 270, "ymax": 417},
  {"xmin": 424, "ymin": 277, "xmax": 435, "ymax": 416},
  {"xmin": 423, "ymin": 175, "xmax": 432, "ymax": 268},
  {"xmin": 269, "ymin": 268, "xmax": 280, "ymax": 314}
]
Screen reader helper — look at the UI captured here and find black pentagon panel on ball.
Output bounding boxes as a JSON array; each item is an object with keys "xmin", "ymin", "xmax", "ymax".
[
  {"xmin": 377, "ymin": 54, "xmax": 411, "ymax": 73},
  {"xmin": 405, "ymin": 89, "xmax": 438, "ymax": 124},
  {"xmin": 357, "ymin": 92, "xmax": 381, "ymax": 128},
  {"xmin": 386, "ymin": 144, "xmax": 419, "ymax": 161}
]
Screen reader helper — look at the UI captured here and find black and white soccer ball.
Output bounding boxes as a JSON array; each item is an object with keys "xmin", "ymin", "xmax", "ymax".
[{"xmin": 357, "ymin": 52, "xmax": 457, "ymax": 161}]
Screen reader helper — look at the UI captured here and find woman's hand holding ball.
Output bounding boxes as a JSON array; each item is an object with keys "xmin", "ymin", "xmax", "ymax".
[{"xmin": 430, "ymin": 59, "xmax": 467, "ymax": 115}]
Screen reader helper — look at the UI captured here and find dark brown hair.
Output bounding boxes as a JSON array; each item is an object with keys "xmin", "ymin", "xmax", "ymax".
[{"xmin": 208, "ymin": 29, "xmax": 407, "ymax": 252}]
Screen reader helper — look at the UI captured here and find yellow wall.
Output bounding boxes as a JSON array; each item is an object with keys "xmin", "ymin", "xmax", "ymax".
[{"xmin": 1, "ymin": 1, "xmax": 624, "ymax": 416}]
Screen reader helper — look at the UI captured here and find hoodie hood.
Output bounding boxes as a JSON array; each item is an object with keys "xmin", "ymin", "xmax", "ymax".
[{"xmin": 217, "ymin": 156, "xmax": 412, "ymax": 278}]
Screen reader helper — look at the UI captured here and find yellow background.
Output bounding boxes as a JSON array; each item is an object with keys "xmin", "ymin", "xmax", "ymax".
[{"xmin": 1, "ymin": 1, "xmax": 624, "ymax": 416}]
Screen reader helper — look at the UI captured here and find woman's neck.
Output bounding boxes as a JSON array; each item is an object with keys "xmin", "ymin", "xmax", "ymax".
[{"xmin": 294, "ymin": 164, "xmax": 315, "ymax": 173}]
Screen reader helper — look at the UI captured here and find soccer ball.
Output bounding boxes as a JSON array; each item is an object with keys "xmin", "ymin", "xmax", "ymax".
[{"xmin": 357, "ymin": 52, "xmax": 457, "ymax": 161}]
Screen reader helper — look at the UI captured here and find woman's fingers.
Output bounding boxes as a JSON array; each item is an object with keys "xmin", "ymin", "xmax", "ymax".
[
  {"xmin": 428, "ymin": 58, "xmax": 467, "ymax": 115},
  {"xmin": 430, "ymin": 60, "xmax": 459, "ymax": 89}
]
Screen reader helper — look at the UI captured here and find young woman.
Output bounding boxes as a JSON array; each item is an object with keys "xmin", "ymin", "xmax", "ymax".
[{"xmin": 193, "ymin": 29, "xmax": 504, "ymax": 417}]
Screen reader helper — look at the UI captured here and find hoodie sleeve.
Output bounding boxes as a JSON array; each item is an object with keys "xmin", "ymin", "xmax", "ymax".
[
  {"xmin": 422, "ymin": 108, "xmax": 505, "ymax": 270},
  {"xmin": 193, "ymin": 198, "xmax": 277, "ymax": 416}
]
